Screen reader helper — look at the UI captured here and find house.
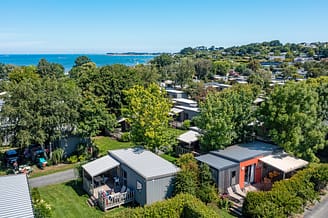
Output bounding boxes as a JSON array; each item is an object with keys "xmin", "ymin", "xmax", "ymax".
[
  {"xmin": 172, "ymin": 98, "xmax": 199, "ymax": 122},
  {"xmin": 0, "ymin": 174, "xmax": 34, "ymax": 218},
  {"xmin": 82, "ymin": 148, "xmax": 179, "ymax": 210},
  {"xmin": 176, "ymin": 130, "xmax": 201, "ymax": 155},
  {"xmin": 166, "ymin": 89, "xmax": 188, "ymax": 99},
  {"xmin": 196, "ymin": 154, "xmax": 239, "ymax": 193},
  {"xmin": 196, "ymin": 141, "xmax": 280, "ymax": 192},
  {"xmin": 204, "ymin": 82, "xmax": 232, "ymax": 91}
]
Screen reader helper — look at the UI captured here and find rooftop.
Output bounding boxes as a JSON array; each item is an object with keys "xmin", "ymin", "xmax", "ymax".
[
  {"xmin": 196, "ymin": 154, "xmax": 238, "ymax": 171},
  {"xmin": 109, "ymin": 148, "xmax": 180, "ymax": 180},
  {"xmin": 210, "ymin": 141, "xmax": 280, "ymax": 162},
  {"xmin": 173, "ymin": 98, "xmax": 197, "ymax": 105},
  {"xmin": 177, "ymin": 130, "xmax": 200, "ymax": 144},
  {"xmin": 82, "ymin": 155, "xmax": 120, "ymax": 177},
  {"xmin": 0, "ymin": 174, "xmax": 34, "ymax": 218}
]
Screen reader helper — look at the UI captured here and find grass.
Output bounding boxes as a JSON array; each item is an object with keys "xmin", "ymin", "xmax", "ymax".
[
  {"xmin": 38, "ymin": 180, "xmax": 127, "ymax": 218},
  {"xmin": 30, "ymin": 163, "xmax": 79, "ymax": 178},
  {"xmin": 160, "ymin": 153, "xmax": 177, "ymax": 164},
  {"xmin": 93, "ymin": 137, "xmax": 134, "ymax": 156}
]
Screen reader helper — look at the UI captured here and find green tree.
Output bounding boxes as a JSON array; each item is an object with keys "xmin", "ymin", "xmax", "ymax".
[
  {"xmin": 37, "ymin": 58, "xmax": 65, "ymax": 78},
  {"xmin": 247, "ymin": 69, "xmax": 272, "ymax": 88},
  {"xmin": 195, "ymin": 85, "xmax": 259, "ymax": 151},
  {"xmin": 247, "ymin": 59, "xmax": 261, "ymax": 72},
  {"xmin": 282, "ymin": 65, "xmax": 298, "ymax": 79},
  {"xmin": 0, "ymin": 63, "xmax": 15, "ymax": 80},
  {"xmin": 174, "ymin": 170, "xmax": 198, "ymax": 196},
  {"xmin": 151, "ymin": 53, "xmax": 174, "ymax": 68},
  {"xmin": 175, "ymin": 58, "xmax": 195, "ymax": 88},
  {"xmin": 74, "ymin": 56, "xmax": 92, "ymax": 67},
  {"xmin": 212, "ymin": 60, "xmax": 231, "ymax": 76},
  {"xmin": 259, "ymin": 81, "xmax": 326, "ymax": 162},
  {"xmin": 194, "ymin": 58, "xmax": 212, "ymax": 80},
  {"xmin": 0, "ymin": 77, "xmax": 80, "ymax": 149},
  {"xmin": 77, "ymin": 91, "xmax": 116, "ymax": 137},
  {"xmin": 123, "ymin": 83, "xmax": 173, "ymax": 152}
]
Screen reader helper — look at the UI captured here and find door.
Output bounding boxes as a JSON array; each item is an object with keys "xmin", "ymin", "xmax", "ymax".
[
  {"xmin": 244, "ymin": 164, "xmax": 255, "ymax": 185},
  {"xmin": 231, "ymin": 171, "xmax": 236, "ymax": 185}
]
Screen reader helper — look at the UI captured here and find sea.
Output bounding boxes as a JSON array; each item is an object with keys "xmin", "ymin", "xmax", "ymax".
[{"xmin": 0, "ymin": 54, "xmax": 156, "ymax": 71}]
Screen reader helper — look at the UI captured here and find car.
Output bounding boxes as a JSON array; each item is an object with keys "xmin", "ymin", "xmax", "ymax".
[{"xmin": 4, "ymin": 149, "xmax": 19, "ymax": 168}]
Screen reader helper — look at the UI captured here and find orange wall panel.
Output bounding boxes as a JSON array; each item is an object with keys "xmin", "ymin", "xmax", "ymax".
[{"xmin": 239, "ymin": 156, "xmax": 263, "ymax": 189}]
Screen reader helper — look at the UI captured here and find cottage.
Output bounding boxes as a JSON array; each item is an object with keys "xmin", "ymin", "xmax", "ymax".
[
  {"xmin": 0, "ymin": 174, "xmax": 34, "ymax": 218},
  {"xmin": 82, "ymin": 148, "xmax": 179, "ymax": 210},
  {"xmin": 176, "ymin": 130, "xmax": 200, "ymax": 154},
  {"xmin": 166, "ymin": 89, "xmax": 188, "ymax": 99}
]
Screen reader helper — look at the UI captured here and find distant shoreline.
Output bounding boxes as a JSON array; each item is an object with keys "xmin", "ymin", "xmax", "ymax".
[{"xmin": 106, "ymin": 52, "xmax": 161, "ymax": 56}]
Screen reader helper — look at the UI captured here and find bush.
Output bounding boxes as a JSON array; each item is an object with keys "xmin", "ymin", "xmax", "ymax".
[
  {"xmin": 51, "ymin": 148, "xmax": 64, "ymax": 165},
  {"xmin": 31, "ymin": 188, "xmax": 52, "ymax": 218},
  {"xmin": 67, "ymin": 155, "xmax": 78, "ymax": 164},
  {"xmin": 182, "ymin": 119, "xmax": 191, "ymax": 130},
  {"xmin": 243, "ymin": 164, "xmax": 328, "ymax": 218},
  {"xmin": 119, "ymin": 132, "xmax": 131, "ymax": 142},
  {"xmin": 111, "ymin": 194, "xmax": 220, "ymax": 218}
]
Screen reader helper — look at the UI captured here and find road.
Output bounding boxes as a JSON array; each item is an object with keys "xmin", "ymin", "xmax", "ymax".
[
  {"xmin": 304, "ymin": 192, "xmax": 328, "ymax": 218},
  {"xmin": 28, "ymin": 168, "xmax": 78, "ymax": 188}
]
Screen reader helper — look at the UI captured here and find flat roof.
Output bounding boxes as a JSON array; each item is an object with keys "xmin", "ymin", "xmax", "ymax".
[
  {"xmin": 175, "ymin": 105, "xmax": 200, "ymax": 112},
  {"xmin": 166, "ymin": 89, "xmax": 184, "ymax": 94},
  {"xmin": 110, "ymin": 148, "xmax": 180, "ymax": 180},
  {"xmin": 173, "ymin": 98, "xmax": 197, "ymax": 105},
  {"xmin": 171, "ymin": 107, "xmax": 183, "ymax": 114},
  {"xmin": 82, "ymin": 155, "xmax": 120, "ymax": 177},
  {"xmin": 0, "ymin": 174, "xmax": 34, "ymax": 218},
  {"xmin": 196, "ymin": 154, "xmax": 238, "ymax": 171},
  {"xmin": 210, "ymin": 141, "xmax": 279, "ymax": 162},
  {"xmin": 177, "ymin": 130, "xmax": 200, "ymax": 144},
  {"xmin": 260, "ymin": 153, "xmax": 308, "ymax": 173}
]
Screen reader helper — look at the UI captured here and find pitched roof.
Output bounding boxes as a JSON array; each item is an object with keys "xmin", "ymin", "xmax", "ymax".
[
  {"xmin": 0, "ymin": 174, "xmax": 34, "ymax": 218},
  {"xmin": 177, "ymin": 130, "xmax": 200, "ymax": 144},
  {"xmin": 210, "ymin": 141, "xmax": 279, "ymax": 162},
  {"xmin": 260, "ymin": 153, "xmax": 308, "ymax": 173},
  {"xmin": 82, "ymin": 155, "xmax": 120, "ymax": 177},
  {"xmin": 109, "ymin": 148, "xmax": 179, "ymax": 180},
  {"xmin": 196, "ymin": 154, "xmax": 238, "ymax": 171}
]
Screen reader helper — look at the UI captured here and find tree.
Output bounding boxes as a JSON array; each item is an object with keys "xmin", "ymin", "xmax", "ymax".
[
  {"xmin": 151, "ymin": 54, "xmax": 174, "ymax": 68},
  {"xmin": 0, "ymin": 77, "xmax": 80, "ymax": 149},
  {"xmin": 37, "ymin": 58, "xmax": 64, "ymax": 78},
  {"xmin": 247, "ymin": 59, "xmax": 261, "ymax": 72},
  {"xmin": 77, "ymin": 91, "xmax": 116, "ymax": 137},
  {"xmin": 194, "ymin": 85, "xmax": 259, "ymax": 151},
  {"xmin": 123, "ymin": 83, "xmax": 173, "ymax": 152},
  {"xmin": 212, "ymin": 60, "xmax": 231, "ymax": 76},
  {"xmin": 194, "ymin": 59, "xmax": 212, "ymax": 81},
  {"xmin": 197, "ymin": 163, "xmax": 217, "ymax": 204},
  {"xmin": 175, "ymin": 58, "xmax": 195, "ymax": 88},
  {"xmin": 74, "ymin": 56, "xmax": 92, "ymax": 67},
  {"xmin": 0, "ymin": 63, "xmax": 15, "ymax": 80},
  {"xmin": 282, "ymin": 65, "xmax": 298, "ymax": 80},
  {"xmin": 247, "ymin": 69, "xmax": 272, "ymax": 88},
  {"xmin": 259, "ymin": 81, "xmax": 326, "ymax": 162}
]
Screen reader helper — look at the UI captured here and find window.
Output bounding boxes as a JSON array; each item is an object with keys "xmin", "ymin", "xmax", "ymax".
[{"xmin": 136, "ymin": 180, "xmax": 142, "ymax": 190}]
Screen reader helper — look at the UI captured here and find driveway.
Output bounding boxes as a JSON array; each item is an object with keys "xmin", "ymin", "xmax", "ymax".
[
  {"xmin": 28, "ymin": 168, "xmax": 78, "ymax": 188},
  {"xmin": 304, "ymin": 192, "xmax": 328, "ymax": 218}
]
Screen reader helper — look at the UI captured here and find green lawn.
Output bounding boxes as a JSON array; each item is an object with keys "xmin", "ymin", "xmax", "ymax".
[
  {"xmin": 160, "ymin": 153, "xmax": 177, "ymax": 164},
  {"xmin": 38, "ymin": 180, "xmax": 126, "ymax": 218},
  {"xmin": 30, "ymin": 163, "xmax": 79, "ymax": 178},
  {"xmin": 93, "ymin": 137, "xmax": 134, "ymax": 156}
]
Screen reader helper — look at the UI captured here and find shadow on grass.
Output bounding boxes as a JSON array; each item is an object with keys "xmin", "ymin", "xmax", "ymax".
[{"xmin": 65, "ymin": 179, "xmax": 87, "ymax": 197}]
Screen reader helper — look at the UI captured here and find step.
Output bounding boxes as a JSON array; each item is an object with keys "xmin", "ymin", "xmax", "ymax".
[{"xmin": 87, "ymin": 198, "xmax": 95, "ymax": 207}]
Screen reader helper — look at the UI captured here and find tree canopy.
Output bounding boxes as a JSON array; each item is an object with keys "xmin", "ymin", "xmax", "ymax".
[
  {"xmin": 259, "ymin": 81, "xmax": 327, "ymax": 162},
  {"xmin": 123, "ymin": 83, "xmax": 173, "ymax": 152}
]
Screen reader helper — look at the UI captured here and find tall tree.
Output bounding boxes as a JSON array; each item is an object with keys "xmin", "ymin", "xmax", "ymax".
[
  {"xmin": 194, "ymin": 59, "xmax": 212, "ymax": 81},
  {"xmin": 0, "ymin": 77, "xmax": 80, "ymax": 149},
  {"xmin": 37, "ymin": 58, "xmax": 65, "ymax": 78},
  {"xmin": 194, "ymin": 85, "xmax": 259, "ymax": 151},
  {"xmin": 175, "ymin": 58, "xmax": 195, "ymax": 88},
  {"xmin": 73, "ymin": 56, "xmax": 92, "ymax": 67},
  {"xmin": 123, "ymin": 83, "xmax": 173, "ymax": 152},
  {"xmin": 259, "ymin": 81, "xmax": 326, "ymax": 162},
  {"xmin": 212, "ymin": 60, "xmax": 231, "ymax": 76}
]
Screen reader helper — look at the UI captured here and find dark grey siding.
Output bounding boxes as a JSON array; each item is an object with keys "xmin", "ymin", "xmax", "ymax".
[
  {"xmin": 146, "ymin": 176, "xmax": 175, "ymax": 205},
  {"xmin": 119, "ymin": 164, "xmax": 147, "ymax": 206},
  {"xmin": 217, "ymin": 166, "xmax": 239, "ymax": 193},
  {"xmin": 57, "ymin": 136, "xmax": 89, "ymax": 156}
]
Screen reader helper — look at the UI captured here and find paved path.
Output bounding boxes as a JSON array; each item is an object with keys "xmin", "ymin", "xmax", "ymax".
[
  {"xmin": 303, "ymin": 192, "xmax": 328, "ymax": 218},
  {"xmin": 28, "ymin": 168, "xmax": 78, "ymax": 188}
]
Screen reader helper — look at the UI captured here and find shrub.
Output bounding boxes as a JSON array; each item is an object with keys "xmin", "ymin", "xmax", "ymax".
[
  {"xmin": 51, "ymin": 148, "xmax": 64, "ymax": 165},
  {"xmin": 111, "ymin": 194, "xmax": 220, "ymax": 218},
  {"xmin": 31, "ymin": 188, "xmax": 52, "ymax": 218},
  {"xmin": 119, "ymin": 132, "xmax": 131, "ymax": 142},
  {"xmin": 67, "ymin": 155, "xmax": 78, "ymax": 164},
  {"xmin": 243, "ymin": 164, "xmax": 328, "ymax": 218},
  {"xmin": 182, "ymin": 119, "xmax": 191, "ymax": 130}
]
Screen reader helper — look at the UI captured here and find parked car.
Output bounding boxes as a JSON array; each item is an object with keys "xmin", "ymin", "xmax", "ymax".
[
  {"xmin": 4, "ymin": 149, "xmax": 19, "ymax": 168},
  {"xmin": 26, "ymin": 145, "xmax": 48, "ymax": 169}
]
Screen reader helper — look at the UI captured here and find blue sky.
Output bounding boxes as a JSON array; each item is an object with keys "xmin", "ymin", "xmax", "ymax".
[{"xmin": 1, "ymin": 0, "xmax": 328, "ymax": 53}]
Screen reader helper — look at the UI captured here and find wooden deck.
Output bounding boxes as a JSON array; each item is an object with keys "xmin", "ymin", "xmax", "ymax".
[{"xmin": 98, "ymin": 190, "xmax": 134, "ymax": 210}]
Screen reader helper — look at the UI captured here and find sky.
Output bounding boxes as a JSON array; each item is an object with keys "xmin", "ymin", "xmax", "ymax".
[{"xmin": 1, "ymin": 0, "xmax": 328, "ymax": 54}]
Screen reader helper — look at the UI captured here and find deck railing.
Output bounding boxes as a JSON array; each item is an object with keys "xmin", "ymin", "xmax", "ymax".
[{"xmin": 98, "ymin": 190, "xmax": 135, "ymax": 211}]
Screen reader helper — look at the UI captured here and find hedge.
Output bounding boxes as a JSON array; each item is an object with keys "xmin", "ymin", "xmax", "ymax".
[
  {"xmin": 110, "ymin": 193, "xmax": 220, "ymax": 218},
  {"xmin": 243, "ymin": 164, "xmax": 328, "ymax": 218}
]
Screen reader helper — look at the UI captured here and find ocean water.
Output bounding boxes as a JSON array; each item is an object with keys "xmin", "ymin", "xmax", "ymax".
[{"xmin": 0, "ymin": 54, "xmax": 156, "ymax": 71}]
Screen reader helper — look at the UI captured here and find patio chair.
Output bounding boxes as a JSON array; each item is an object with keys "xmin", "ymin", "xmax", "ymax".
[
  {"xmin": 227, "ymin": 186, "xmax": 243, "ymax": 203},
  {"xmin": 233, "ymin": 184, "xmax": 247, "ymax": 198}
]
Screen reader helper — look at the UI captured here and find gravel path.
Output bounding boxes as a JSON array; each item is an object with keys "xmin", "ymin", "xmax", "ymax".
[{"xmin": 28, "ymin": 168, "xmax": 78, "ymax": 188}]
